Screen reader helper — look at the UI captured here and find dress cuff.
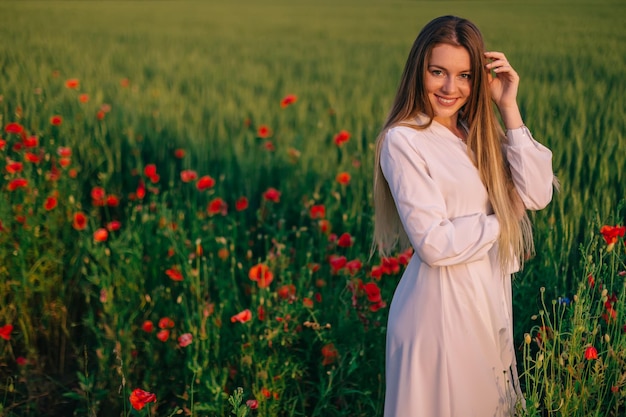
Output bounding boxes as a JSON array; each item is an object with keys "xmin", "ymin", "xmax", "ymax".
[{"xmin": 505, "ymin": 125, "xmax": 533, "ymax": 146}]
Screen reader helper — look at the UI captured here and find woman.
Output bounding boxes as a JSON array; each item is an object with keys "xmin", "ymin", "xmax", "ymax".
[{"xmin": 373, "ymin": 16, "xmax": 555, "ymax": 417}]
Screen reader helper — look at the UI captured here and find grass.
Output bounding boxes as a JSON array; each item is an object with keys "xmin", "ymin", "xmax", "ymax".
[{"xmin": 0, "ymin": 0, "xmax": 625, "ymax": 415}]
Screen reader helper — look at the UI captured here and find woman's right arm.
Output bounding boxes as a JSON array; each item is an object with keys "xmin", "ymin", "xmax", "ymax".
[{"xmin": 380, "ymin": 128, "xmax": 500, "ymax": 267}]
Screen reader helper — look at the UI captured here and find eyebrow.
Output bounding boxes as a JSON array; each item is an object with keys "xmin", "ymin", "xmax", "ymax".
[{"xmin": 427, "ymin": 64, "xmax": 472, "ymax": 73}]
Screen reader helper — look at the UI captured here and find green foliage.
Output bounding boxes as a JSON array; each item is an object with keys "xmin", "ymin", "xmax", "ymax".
[{"xmin": 0, "ymin": 0, "xmax": 624, "ymax": 416}]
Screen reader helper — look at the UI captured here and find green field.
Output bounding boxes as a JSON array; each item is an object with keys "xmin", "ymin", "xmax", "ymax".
[{"xmin": 1, "ymin": 0, "xmax": 625, "ymax": 416}]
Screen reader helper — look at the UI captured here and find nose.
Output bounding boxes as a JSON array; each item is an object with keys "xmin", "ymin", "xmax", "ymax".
[{"xmin": 441, "ymin": 75, "xmax": 456, "ymax": 94}]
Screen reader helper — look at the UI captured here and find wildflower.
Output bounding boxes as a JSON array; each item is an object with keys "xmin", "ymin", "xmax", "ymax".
[
  {"xmin": 263, "ymin": 187, "xmax": 281, "ymax": 203},
  {"xmin": 587, "ymin": 274, "xmax": 595, "ymax": 288},
  {"xmin": 93, "ymin": 228, "xmax": 108, "ymax": 242},
  {"xmin": 257, "ymin": 125, "xmax": 272, "ymax": 138},
  {"xmin": 44, "ymin": 197, "xmax": 58, "ymax": 211},
  {"xmin": 364, "ymin": 282, "xmax": 382, "ymax": 303},
  {"xmin": 50, "ymin": 115, "xmax": 63, "ymax": 126},
  {"xmin": 4, "ymin": 122, "xmax": 24, "ymax": 134},
  {"xmin": 23, "ymin": 136, "xmax": 38, "ymax": 147},
  {"xmin": 370, "ymin": 265, "xmax": 384, "ymax": 280},
  {"xmin": 235, "ymin": 196, "xmax": 249, "ymax": 211},
  {"xmin": 16, "ymin": 357, "xmax": 27, "ymax": 366},
  {"xmin": 65, "ymin": 78, "xmax": 79, "ymax": 89},
  {"xmin": 156, "ymin": 329, "xmax": 169, "ymax": 341},
  {"xmin": 96, "ymin": 110, "xmax": 106, "ymax": 120},
  {"xmin": 303, "ymin": 297, "xmax": 314, "ymax": 308},
  {"xmin": 174, "ymin": 148, "xmax": 185, "ymax": 158},
  {"xmin": 158, "ymin": 317, "xmax": 175, "ymax": 329},
  {"xmin": 196, "ymin": 175, "xmax": 215, "ymax": 191},
  {"xmin": 337, "ymin": 232, "xmax": 353, "ymax": 248},
  {"xmin": 141, "ymin": 320, "xmax": 154, "ymax": 333},
  {"xmin": 246, "ymin": 399, "xmax": 259, "ymax": 409},
  {"xmin": 309, "ymin": 204, "xmax": 326, "ymax": 219},
  {"xmin": 8, "ymin": 178, "xmax": 28, "ymax": 191},
  {"xmin": 6, "ymin": 161, "xmax": 23, "ymax": 174},
  {"xmin": 277, "ymin": 284, "xmax": 296, "ymax": 300},
  {"xmin": 381, "ymin": 257, "xmax": 400, "ymax": 275},
  {"xmin": 106, "ymin": 195, "xmax": 120, "ymax": 207},
  {"xmin": 57, "ymin": 146, "xmax": 72, "ymax": 157},
  {"xmin": 165, "ymin": 266, "xmax": 184, "ymax": 282},
  {"xmin": 280, "ymin": 94, "xmax": 297, "ymax": 108},
  {"xmin": 231, "ymin": 309, "xmax": 252, "ymax": 323},
  {"xmin": 144, "ymin": 164, "xmax": 157, "ymax": 179},
  {"xmin": 318, "ymin": 219, "xmax": 330, "ymax": 233},
  {"xmin": 321, "ymin": 343, "xmax": 338, "ymax": 366},
  {"xmin": 178, "ymin": 333, "xmax": 193, "ymax": 347},
  {"xmin": 72, "ymin": 212, "xmax": 87, "ymax": 230},
  {"xmin": 600, "ymin": 225, "xmax": 625, "ymax": 251},
  {"xmin": 120, "ymin": 78, "xmax": 130, "ymax": 87},
  {"xmin": 217, "ymin": 247, "xmax": 229, "ymax": 260},
  {"xmin": 0, "ymin": 324, "xmax": 13, "ymax": 340},
  {"xmin": 79, "ymin": 94, "xmax": 89, "ymax": 103},
  {"xmin": 345, "ymin": 259, "xmax": 362, "ymax": 275},
  {"xmin": 249, "ymin": 263, "xmax": 274, "ymax": 288},
  {"xmin": 329, "ymin": 255, "xmax": 347, "ymax": 274},
  {"xmin": 264, "ymin": 140, "xmax": 275, "ymax": 151},
  {"xmin": 129, "ymin": 388, "xmax": 157, "ymax": 411},
  {"xmin": 207, "ymin": 197, "xmax": 228, "ymax": 216},
  {"xmin": 584, "ymin": 346, "xmax": 598, "ymax": 360},
  {"xmin": 336, "ymin": 172, "xmax": 351, "ymax": 185},
  {"xmin": 333, "ymin": 130, "xmax": 351, "ymax": 147},
  {"xmin": 257, "ymin": 305, "xmax": 266, "ymax": 320},
  {"xmin": 91, "ymin": 186, "xmax": 106, "ymax": 206},
  {"xmin": 180, "ymin": 169, "xmax": 198, "ymax": 183}
]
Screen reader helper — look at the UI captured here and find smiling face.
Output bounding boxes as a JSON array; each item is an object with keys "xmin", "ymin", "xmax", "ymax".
[{"xmin": 425, "ymin": 43, "xmax": 472, "ymax": 129}]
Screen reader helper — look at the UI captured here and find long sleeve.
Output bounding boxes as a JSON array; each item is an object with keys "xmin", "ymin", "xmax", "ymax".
[
  {"xmin": 505, "ymin": 126, "xmax": 554, "ymax": 210},
  {"xmin": 380, "ymin": 128, "xmax": 499, "ymax": 267}
]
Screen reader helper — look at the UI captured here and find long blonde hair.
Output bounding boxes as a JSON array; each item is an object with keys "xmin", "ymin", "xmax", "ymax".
[{"xmin": 372, "ymin": 15, "xmax": 533, "ymax": 271}]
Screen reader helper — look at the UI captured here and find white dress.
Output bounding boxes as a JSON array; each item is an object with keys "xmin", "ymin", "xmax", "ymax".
[{"xmin": 381, "ymin": 119, "xmax": 554, "ymax": 417}]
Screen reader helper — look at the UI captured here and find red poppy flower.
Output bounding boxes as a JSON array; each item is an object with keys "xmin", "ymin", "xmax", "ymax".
[
  {"xmin": 73, "ymin": 212, "xmax": 87, "ymax": 230},
  {"xmin": 106, "ymin": 195, "xmax": 120, "ymax": 207},
  {"xmin": 24, "ymin": 152, "xmax": 40, "ymax": 163},
  {"xmin": 321, "ymin": 343, "xmax": 338, "ymax": 366},
  {"xmin": 246, "ymin": 399, "xmax": 259, "ymax": 409},
  {"xmin": 264, "ymin": 141, "xmax": 275, "ymax": 151},
  {"xmin": 0, "ymin": 139, "xmax": 5, "ymax": 150},
  {"xmin": 50, "ymin": 115, "xmax": 63, "ymax": 126},
  {"xmin": 249, "ymin": 263, "xmax": 274, "ymax": 288},
  {"xmin": 136, "ymin": 180, "xmax": 146, "ymax": 199},
  {"xmin": 231, "ymin": 309, "xmax": 252, "ymax": 323},
  {"xmin": 6, "ymin": 161, "xmax": 23, "ymax": 174},
  {"xmin": 96, "ymin": 110, "xmax": 106, "ymax": 120},
  {"xmin": 174, "ymin": 148, "xmax": 185, "ymax": 159},
  {"xmin": 337, "ymin": 232, "xmax": 353, "ymax": 248},
  {"xmin": 8, "ymin": 178, "xmax": 28, "ymax": 191},
  {"xmin": 329, "ymin": 255, "xmax": 347, "ymax": 274},
  {"xmin": 120, "ymin": 78, "xmax": 130, "ymax": 87},
  {"xmin": 364, "ymin": 282, "xmax": 382, "ymax": 303},
  {"xmin": 57, "ymin": 146, "xmax": 72, "ymax": 157},
  {"xmin": 345, "ymin": 259, "xmax": 362, "ymax": 275},
  {"xmin": 129, "ymin": 388, "xmax": 157, "ymax": 411},
  {"xmin": 381, "ymin": 257, "xmax": 400, "ymax": 275},
  {"xmin": 257, "ymin": 305, "xmax": 266, "ymax": 320},
  {"xmin": 600, "ymin": 225, "xmax": 625, "ymax": 250},
  {"xmin": 91, "ymin": 186, "xmax": 106, "ymax": 205},
  {"xmin": 178, "ymin": 333, "xmax": 193, "ymax": 347},
  {"xmin": 23, "ymin": 136, "xmax": 38, "ymax": 148},
  {"xmin": 263, "ymin": 187, "xmax": 281, "ymax": 203},
  {"xmin": 65, "ymin": 79, "xmax": 79, "ymax": 89},
  {"xmin": 156, "ymin": 329, "xmax": 169, "ymax": 342},
  {"xmin": 0, "ymin": 324, "xmax": 13, "ymax": 340},
  {"xmin": 106, "ymin": 220, "xmax": 121, "ymax": 232},
  {"xmin": 158, "ymin": 317, "xmax": 175, "ymax": 329},
  {"xmin": 196, "ymin": 175, "xmax": 215, "ymax": 191},
  {"xmin": 165, "ymin": 266, "xmax": 184, "ymax": 281},
  {"xmin": 93, "ymin": 228, "xmax": 109, "ymax": 242},
  {"xmin": 303, "ymin": 297, "xmax": 314, "ymax": 308},
  {"xmin": 333, "ymin": 130, "xmax": 351, "ymax": 147},
  {"xmin": 141, "ymin": 320, "xmax": 154, "ymax": 333},
  {"xmin": 179, "ymin": 169, "xmax": 197, "ymax": 183},
  {"xmin": 280, "ymin": 94, "xmax": 297, "ymax": 108},
  {"xmin": 277, "ymin": 284, "xmax": 296, "ymax": 300},
  {"xmin": 336, "ymin": 172, "xmax": 351, "ymax": 185},
  {"xmin": 207, "ymin": 197, "xmax": 228, "ymax": 216},
  {"xmin": 235, "ymin": 196, "xmax": 249, "ymax": 211},
  {"xmin": 309, "ymin": 204, "xmax": 326, "ymax": 219},
  {"xmin": 398, "ymin": 248, "xmax": 414, "ymax": 265},
  {"xmin": 257, "ymin": 125, "xmax": 272, "ymax": 138},
  {"xmin": 4, "ymin": 122, "xmax": 24, "ymax": 134},
  {"xmin": 318, "ymin": 219, "xmax": 330, "ymax": 233},
  {"xmin": 584, "ymin": 346, "xmax": 598, "ymax": 360},
  {"xmin": 44, "ymin": 197, "xmax": 57, "ymax": 211},
  {"xmin": 144, "ymin": 164, "xmax": 157, "ymax": 178},
  {"xmin": 79, "ymin": 94, "xmax": 89, "ymax": 103}
]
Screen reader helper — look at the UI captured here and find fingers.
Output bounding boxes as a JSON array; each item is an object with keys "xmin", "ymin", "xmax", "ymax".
[{"xmin": 484, "ymin": 51, "xmax": 515, "ymax": 74}]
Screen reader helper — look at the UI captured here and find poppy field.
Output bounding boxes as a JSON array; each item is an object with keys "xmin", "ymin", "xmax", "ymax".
[{"xmin": 0, "ymin": 0, "xmax": 625, "ymax": 416}]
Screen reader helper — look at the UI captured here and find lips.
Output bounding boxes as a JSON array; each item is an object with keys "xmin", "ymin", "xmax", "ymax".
[{"xmin": 436, "ymin": 95, "xmax": 458, "ymax": 106}]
